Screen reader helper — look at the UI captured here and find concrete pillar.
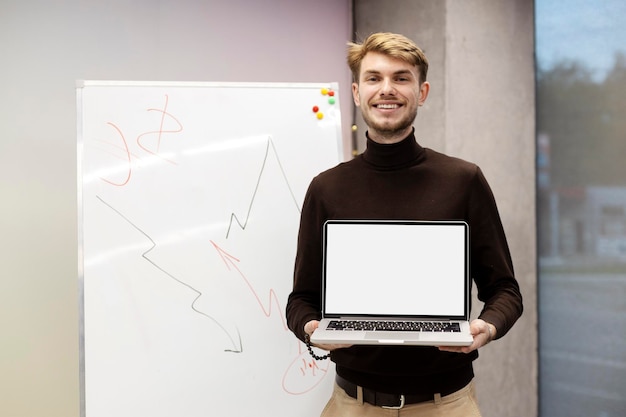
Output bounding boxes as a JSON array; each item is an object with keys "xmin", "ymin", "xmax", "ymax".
[{"xmin": 352, "ymin": 1, "xmax": 537, "ymax": 416}]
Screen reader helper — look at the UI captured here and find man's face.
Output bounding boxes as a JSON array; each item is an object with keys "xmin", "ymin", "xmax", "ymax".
[{"xmin": 352, "ymin": 52, "xmax": 429, "ymax": 143}]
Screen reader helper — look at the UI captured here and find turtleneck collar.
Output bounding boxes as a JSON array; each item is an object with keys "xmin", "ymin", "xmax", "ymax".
[{"xmin": 361, "ymin": 129, "xmax": 425, "ymax": 169}]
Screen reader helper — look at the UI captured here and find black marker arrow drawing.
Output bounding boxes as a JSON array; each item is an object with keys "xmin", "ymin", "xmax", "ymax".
[{"xmin": 95, "ymin": 195, "xmax": 243, "ymax": 353}]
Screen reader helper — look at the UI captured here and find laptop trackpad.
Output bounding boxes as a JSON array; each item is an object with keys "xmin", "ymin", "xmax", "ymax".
[{"xmin": 364, "ymin": 332, "xmax": 420, "ymax": 342}]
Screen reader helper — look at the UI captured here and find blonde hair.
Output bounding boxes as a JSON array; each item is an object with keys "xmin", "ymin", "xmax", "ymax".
[{"xmin": 347, "ymin": 32, "xmax": 429, "ymax": 84}]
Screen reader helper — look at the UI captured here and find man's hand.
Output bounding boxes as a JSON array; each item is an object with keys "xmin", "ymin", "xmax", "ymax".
[
  {"xmin": 304, "ymin": 320, "xmax": 353, "ymax": 351},
  {"xmin": 438, "ymin": 319, "xmax": 496, "ymax": 354}
]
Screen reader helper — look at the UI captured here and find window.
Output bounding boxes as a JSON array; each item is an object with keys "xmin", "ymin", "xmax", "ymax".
[{"xmin": 536, "ymin": 1, "xmax": 626, "ymax": 416}]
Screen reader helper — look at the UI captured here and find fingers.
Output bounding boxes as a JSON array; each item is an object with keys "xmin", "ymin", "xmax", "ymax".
[
  {"xmin": 438, "ymin": 343, "xmax": 476, "ymax": 354},
  {"xmin": 304, "ymin": 320, "xmax": 320, "ymax": 336},
  {"xmin": 304, "ymin": 320, "xmax": 352, "ymax": 351},
  {"xmin": 316, "ymin": 342, "xmax": 352, "ymax": 351},
  {"xmin": 438, "ymin": 319, "xmax": 493, "ymax": 354}
]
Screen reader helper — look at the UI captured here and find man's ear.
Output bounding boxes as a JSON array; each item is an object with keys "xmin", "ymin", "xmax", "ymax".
[
  {"xmin": 418, "ymin": 81, "xmax": 430, "ymax": 106},
  {"xmin": 352, "ymin": 82, "xmax": 361, "ymax": 107}
]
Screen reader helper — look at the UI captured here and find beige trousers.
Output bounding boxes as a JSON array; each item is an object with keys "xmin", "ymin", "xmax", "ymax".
[{"xmin": 320, "ymin": 380, "xmax": 482, "ymax": 417}]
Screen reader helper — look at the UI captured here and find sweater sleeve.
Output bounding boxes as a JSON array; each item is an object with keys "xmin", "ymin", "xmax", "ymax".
[
  {"xmin": 468, "ymin": 167, "xmax": 523, "ymax": 339},
  {"xmin": 285, "ymin": 178, "xmax": 326, "ymax": 342}
]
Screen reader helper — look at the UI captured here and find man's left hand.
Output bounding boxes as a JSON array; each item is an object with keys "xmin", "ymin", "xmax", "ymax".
[{"xmin": 438, "ymin": 319, "xmax": 496, "ymax": 354}]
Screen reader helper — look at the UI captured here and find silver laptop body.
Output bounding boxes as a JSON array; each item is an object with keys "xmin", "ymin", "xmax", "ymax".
[{"xmin": 310, "ymin": 220, "xmax": 473, "ymax": 346}]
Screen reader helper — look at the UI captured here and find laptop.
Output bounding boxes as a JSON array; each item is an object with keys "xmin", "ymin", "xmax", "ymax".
[{"xmin": 310, "ymin": 219, "xmax": 473, "ymax": 346}]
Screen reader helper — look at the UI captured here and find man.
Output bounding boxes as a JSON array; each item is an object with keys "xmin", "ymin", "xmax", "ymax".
[{"xmin": 286, "ymin": 32, "xmax": 523, "ymax": 417}]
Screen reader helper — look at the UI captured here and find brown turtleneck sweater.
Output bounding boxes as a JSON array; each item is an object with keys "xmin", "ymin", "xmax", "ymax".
[{"xmin": 286, "ymin": 131, "xmax": 523, "ymax": 395}]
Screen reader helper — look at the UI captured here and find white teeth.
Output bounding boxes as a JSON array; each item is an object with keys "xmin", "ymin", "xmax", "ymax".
[{"xmin": 376, "ymin": 104, "xmax": 399, "ymax": 109}]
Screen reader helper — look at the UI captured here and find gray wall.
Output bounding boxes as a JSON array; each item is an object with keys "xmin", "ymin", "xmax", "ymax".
[{"xmin": 353, "ymin": 1, "xmax": 537, "ymax": 417}]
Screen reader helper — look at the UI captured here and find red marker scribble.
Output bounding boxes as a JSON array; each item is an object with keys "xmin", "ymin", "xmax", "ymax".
[
  {"xmin": 99, "ymin": 122, "xmax": 132, "ymax": 186},
  {"xmin": 300, "ymin": 357, "xmax": 322, "ymax": 377},
  {"xmin": 211, "ymin": 240, "xmax": 288, "ymax": 330},
  {"xmin": 136, "ymin": 94, "xmax": 183, "ymax": 165},
  {"xmin": 95, "ymin": 95, "xmax": 184, "ymax": 186},
  {"xmin": 211, "ymin": 240, "xmax": 330, "ymax": 394},
  {"xmin": 282, "ymin": 347, "xmax": 330, "ymax": 395}
]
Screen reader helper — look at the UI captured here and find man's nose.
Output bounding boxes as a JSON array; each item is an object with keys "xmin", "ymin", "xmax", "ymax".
[{"xmin": 379, "ymin": 78, "xmax": 396, "ymax": 95}]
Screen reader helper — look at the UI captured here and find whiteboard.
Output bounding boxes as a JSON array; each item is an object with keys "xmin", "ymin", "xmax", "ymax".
[{"xmin": 77, "ymin": 81, "xmax": 341, "ymax": 417}]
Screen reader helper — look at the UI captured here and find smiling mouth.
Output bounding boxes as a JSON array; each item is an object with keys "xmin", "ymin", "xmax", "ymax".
[{"xmin": 375, "ymin": 103, "xmax": 401, "ymax": 109}]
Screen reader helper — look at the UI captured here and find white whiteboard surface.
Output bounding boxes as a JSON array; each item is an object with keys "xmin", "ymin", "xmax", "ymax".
[{"xmin": 77, "ymin": 81, "xmax": 341, "ymax": 417}]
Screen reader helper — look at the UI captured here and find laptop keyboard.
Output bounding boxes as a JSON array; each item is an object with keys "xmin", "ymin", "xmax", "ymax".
[{"xmin": 327, "ymin": 320, "xmax": 461, "ymax": 332}]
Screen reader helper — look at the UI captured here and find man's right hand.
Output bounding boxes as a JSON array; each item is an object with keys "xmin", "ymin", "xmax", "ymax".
[{"xmin": 304, "ymin": 320, "xmax": 353, "ymax": 351}]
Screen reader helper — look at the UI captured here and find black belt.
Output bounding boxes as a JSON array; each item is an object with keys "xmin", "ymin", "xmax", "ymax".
[{"xmin": 335, "ymin": 374, "xmax": 458, "ymax": 409}]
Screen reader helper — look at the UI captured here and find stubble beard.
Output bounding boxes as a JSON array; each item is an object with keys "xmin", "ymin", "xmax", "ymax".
[{"xmin": 362, "ymin": 106, "xmax": 418, "ymax": 141}]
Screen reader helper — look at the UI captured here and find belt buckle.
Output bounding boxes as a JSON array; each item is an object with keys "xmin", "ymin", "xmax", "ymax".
[{"xmin": 381, "ymin": 394, "xmax": 405, "ymax": 410}]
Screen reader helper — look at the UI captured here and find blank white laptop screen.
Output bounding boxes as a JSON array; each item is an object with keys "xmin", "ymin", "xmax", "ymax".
[{"xmin": 323, "ymin": 220, "xmax": 467, "ymax": 318}]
